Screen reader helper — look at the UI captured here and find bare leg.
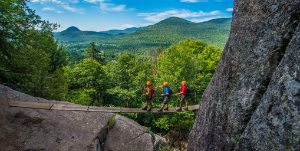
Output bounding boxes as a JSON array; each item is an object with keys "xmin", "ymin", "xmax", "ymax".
[
  {"xmin": 150, "ymin": 101, "xmax": 153, "ymax": 108},
  {"xmin": 185, "ymin": 99, "xmax": 188, "ymax": 107},
  {"xmin": 166, "ymin": 102, "xmax": 169, "ymax": 108},
  {"xmin": 180, "ymin": 101, "xmax": 183, "ymax": 108},
  {"xmin": 161, "ymin": 104, "xmax": 165, "ymax": 109},
  {"xmin": 142, "ymin": 100, "xmax": 148, "ymax": 110}
]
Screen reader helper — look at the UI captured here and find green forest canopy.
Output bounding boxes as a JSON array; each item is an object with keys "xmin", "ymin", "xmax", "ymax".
[{"xmin": 1, "ymin": 0, "xmax": 228, "ymax": 138}]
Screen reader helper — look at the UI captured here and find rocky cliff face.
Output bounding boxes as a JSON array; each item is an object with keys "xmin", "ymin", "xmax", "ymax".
[
  {"xmin": 187, "ymin": 0, "xmax": 300, "ymax": 150},
  {"xmin": 0, "ymin": 85, "xmax": 166, "ymax": 150}
]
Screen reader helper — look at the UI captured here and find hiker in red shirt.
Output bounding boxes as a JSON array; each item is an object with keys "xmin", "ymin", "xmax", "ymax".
[
  {"xmin": 141, "ymin": 81, "xmax": 154, "ymax": 112},
  {"xmin": 175, "ymin": 81, "xmax": 188, "ymax": 111}
]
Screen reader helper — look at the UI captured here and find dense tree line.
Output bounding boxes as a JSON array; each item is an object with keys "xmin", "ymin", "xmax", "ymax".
[{"xmin": 0, "ymin": 0, "xmax": 67, "ymax": 100}]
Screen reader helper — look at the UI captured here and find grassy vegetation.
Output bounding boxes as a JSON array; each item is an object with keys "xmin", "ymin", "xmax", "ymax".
[{"xmin": 108, "ymin": 115, "xmax": 116, "ymax": 131}]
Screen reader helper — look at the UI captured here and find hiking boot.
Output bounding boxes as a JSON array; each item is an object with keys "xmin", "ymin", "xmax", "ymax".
[
  {"xmin": 176, "ymin": 108, "xmax": 182, "ymax": 112},
  {"xmin": 158, "ymin": 108, "xmax": 163, "ymax": 112},
  {"xmin": 147, "ymin": 108, "xmax": 152, "ymax": 112},
  {"xmin": 164, "ymin": 107, "xmax": 168, "ymax": 110},
  {"xmin": 184, "ymin": 107, "xmax": 188, "ymax": 110},
  {"xmin": 142, "ymin": 106, "xmax": 147, "ymax": 110}
]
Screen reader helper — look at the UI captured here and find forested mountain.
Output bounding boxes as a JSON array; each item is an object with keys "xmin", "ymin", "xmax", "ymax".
[
  {"xmin": 55, "ymin": 31, "xmax": 114, "ymax": 43},
  {"xmin": 100, "ymin": 26, "xmax": 149, "ymax": 34},
  {"xmin": 113, "ymin": 17, "xmax": 231, "ymax": 49},
  {"xmin": 54, "ymin": 17, "xmax": 231, "ymax": 62},
  {"xmin": 63, "ymin": 26, "xmax": 81, "ymax": 32},
  {"xmin": 199, "ymin": 18, "xmax": 232, "ymax": 24}
]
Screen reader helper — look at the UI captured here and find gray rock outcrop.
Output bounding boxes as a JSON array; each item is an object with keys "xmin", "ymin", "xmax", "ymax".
[
  {"xmin": 187, "ymin": 0, "xmax": 300, "ymax": 150},
  {"xmin": 0, "ymin": 85, "xmax": 166, "ymax": 150}
]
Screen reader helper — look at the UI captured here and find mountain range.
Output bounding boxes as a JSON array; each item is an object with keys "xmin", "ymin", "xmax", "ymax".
[{"xmin": 54, "ymin": 17, "xmax": 232, "ymax": 61}]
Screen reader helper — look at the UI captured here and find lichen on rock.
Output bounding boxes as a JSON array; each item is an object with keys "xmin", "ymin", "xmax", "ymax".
[{"xmin": 187, "ymin": 0, "xmax": 300, "ymax": 150}]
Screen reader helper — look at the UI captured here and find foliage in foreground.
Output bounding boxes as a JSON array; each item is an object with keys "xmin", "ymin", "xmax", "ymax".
[{"xmin": 0, "ymin": 0, "xmax": 67, "ymax": 100}]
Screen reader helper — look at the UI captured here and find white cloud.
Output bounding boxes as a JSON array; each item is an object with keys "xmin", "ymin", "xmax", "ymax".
[
  {"xmin": 62, "ymin": 5, "xmax": 84, "ymax": 14},
  {"xmin": 116, "ymin": 24, "xmax": 134, "ymax": 30},
  {"xmin": 40, "ymin": 0, "xmax": 78, "ymax": 4},
  {"xmin": 31, "ymin": 0, "xmax": 84, "ymax": 12},
  {"xmin": 226, "ymin": 8, "xmax": 233, "ymax": 12},
  {"xmin": 190, "ymin": 16, "xmax": 226, "ymax": 22},
  {"xmin": 40, "ymin": 0, "xmax": 64, "ymax": 4},
  {"xmin": 83, "ymin": 0, "xmax": 105, "ymax": 4},
  {"xmin": 31, "ymin": 0, "xmax": 88, "ymax": 4},
  {"xmin": 69, "ymin": 0, "xmax": 79, "ymax": 3},
  {"xmin": 42, "ymin": 7, "xmax": 64, "ymax": 13},
  {"xmin": 140, "ymin": 23, "xmax": 153, "ymax": 27},
  {"xmin": 117, "ymin": 23, "xmax": 152, "ymax": 30},
  {"xmin": 122, "ymin": 24, "xmax": 134, "ymax": 28},
  {"xmin": 100, "ymin": 2, "xmax": 132, "ymax": 11},
  {"xmin": 138, "ymin": 9, "xmax": 221, "ymax": 22},
  {"xmin": 42, "ymin": 7, "xmax": 55, "ymax": 11}
]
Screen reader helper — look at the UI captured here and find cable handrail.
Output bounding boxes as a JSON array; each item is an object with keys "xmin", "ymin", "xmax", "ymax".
[
  {"xmin": 0, "ymin": 70, "xmax": 212, "ymax": 86},
  {"xmin": 1, "ymin": 82, "xmax": 206, "ymax": 96}
]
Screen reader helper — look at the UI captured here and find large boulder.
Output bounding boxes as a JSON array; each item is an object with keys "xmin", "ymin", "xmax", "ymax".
[
  {"xmin": 235, "ymin": 17, "xmax": 300, "ymax": 151},
  {"xmin": 187, "ymin": 0, "xmax": 300, "ymax": 150},
  {"xmin": 0, "ymin": 85, "xmax": 166, "ymax": 150}
]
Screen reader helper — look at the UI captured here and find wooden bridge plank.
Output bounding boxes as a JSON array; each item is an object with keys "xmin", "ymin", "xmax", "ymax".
[
  {"xmin": 88, "ymin": 106, "xmax": 120, "ymax": 112},
  {"xmin": 8, "ymin": 101, "xmax": 199, "ymax": 113},
  {"xmin": 8, "ymin": 101, "xmax": 52, "ymax": 110},
  {"xmin": 51, "ymin": 104, "xmax": 88, "ymax": 111}
]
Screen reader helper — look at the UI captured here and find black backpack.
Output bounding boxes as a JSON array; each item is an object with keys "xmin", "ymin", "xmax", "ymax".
[
  {"xmin": 168, "ymin": 86, "xmax": 173, "ymax": 95},
  {"xmin": 186, "ymin": 85, "xmax": 191, "ymax": 96}
]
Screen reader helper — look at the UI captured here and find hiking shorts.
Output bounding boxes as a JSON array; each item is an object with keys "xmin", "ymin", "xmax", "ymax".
[
  {"xmin": 163, "ymin": 96, "xmax": 169, "ymax": 104},
  {"xmin": 146, "ymin": 96, "xmax": 152, "ymax": 101},
  {"xmin": 181, "ymin": 95, "xmax": 187, "ymax": 102}
]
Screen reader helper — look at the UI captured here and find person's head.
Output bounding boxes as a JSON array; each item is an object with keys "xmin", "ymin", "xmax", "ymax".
[
  {"xmin": 146, "ymin": 81, "xmax": 151, "ymax": 87},
  {"xmin": 181, "ymin": 81, "xmax": 186, "ymax": 86},
  {"xmin": 163, "ymin": 82, "xmax": 168, "ymax": 87}
]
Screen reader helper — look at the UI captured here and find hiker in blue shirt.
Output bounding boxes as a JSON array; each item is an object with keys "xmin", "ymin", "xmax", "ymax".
[{"xmin": 156, "ymin": 82, "xmax": 170, "ymax": 112}]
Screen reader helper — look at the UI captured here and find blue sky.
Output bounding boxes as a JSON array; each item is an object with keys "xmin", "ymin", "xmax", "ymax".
[{"xmin": 28, "ymin": 0, "xmax": 234, "ymax": 32}]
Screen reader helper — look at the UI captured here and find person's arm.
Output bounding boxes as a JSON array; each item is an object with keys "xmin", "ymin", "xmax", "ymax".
[
  {"xmin": 161, "ymin": 87, "xmax": 169, "ymax": 96},
  {"xmin": 143, "ymin": 88, "xmax": 150, "ymax": 96},
  {"xmin": 155, "ymin": 86, "xmax": 163, "ymax": 89},
  {"xmin": 161, "ymin": 93, "xmax": 169, "ymax": 96},
  {"xmin": 141, "ymin": 86, "xmax": 148, "ymax": 91},
  {"xmin": 176, "ymin": 87, "xmax": 183, "ymax": 95},
  {"xmin": 175, "ymin": 92, "xmax": 183, "ymax": 95}
]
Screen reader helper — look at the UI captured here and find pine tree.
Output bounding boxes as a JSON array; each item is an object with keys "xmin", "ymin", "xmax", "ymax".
[{"xmin": 86, "ymin": 42, "xmax": 105, "ymax": 64}]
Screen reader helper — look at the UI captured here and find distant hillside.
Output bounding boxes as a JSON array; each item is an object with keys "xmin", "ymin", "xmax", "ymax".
[
  {"xmin": 100, "ymin": 26, "xmax": 149, "ymax": 34},
  {"xmin": 199, "ymin": 18, "xmax": 232, "ymax": 24},
  {"xmin": 63, "ymin": 26, "xmax": 81, "ymax": 32},
  {"xmin": 112, "ymin": 17, "xmax": 232, "ymax": 49},
  {"xmin": 55, "ymin": 31, "xmax": 114, "ymax": 43},
  {"xmin": 55, "ymin": 17, "xmax": 231, "ymax": 61}
]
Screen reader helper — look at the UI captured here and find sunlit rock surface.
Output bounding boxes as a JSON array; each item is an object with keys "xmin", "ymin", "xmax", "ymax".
[
  {"xmin": 0, "ymin": 86, "xmax": 166, "ymax": 150},
  {"xmin": 187, "ymin": 0, "xmax": 300, "ymax": 150}
]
